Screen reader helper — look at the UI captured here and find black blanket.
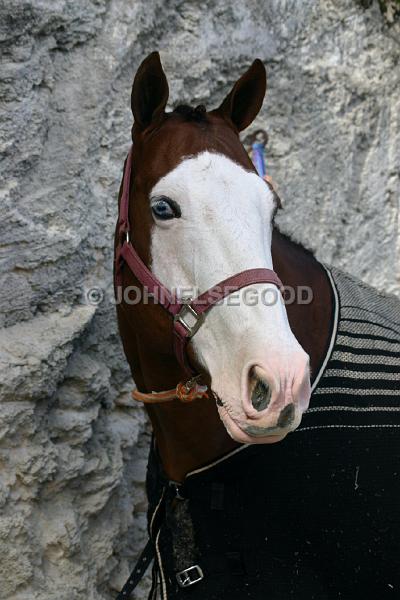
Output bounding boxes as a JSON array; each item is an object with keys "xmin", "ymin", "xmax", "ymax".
[{"xmin": 146, "ymin": 266, "xmax": 400, "ymax": 599}]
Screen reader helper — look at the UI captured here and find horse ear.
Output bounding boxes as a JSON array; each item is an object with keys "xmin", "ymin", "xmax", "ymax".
[
  {"xmin": 214, "ymin": 59, "xmax": 266, "ymax": 132},
  {"xmin": 131, "ymin": 51, "xmax": 169, "ymax": 129}
]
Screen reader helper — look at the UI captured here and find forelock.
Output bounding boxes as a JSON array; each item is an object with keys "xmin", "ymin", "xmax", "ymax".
[{"xmin": 173, "ymin": 104, "xmax": 207, "ymax": 122}]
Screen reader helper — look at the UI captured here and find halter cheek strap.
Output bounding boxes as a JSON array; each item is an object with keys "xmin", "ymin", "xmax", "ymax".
[{"xmin": 115, "ymin": 146, "xmax": 283, "ymax": 383}]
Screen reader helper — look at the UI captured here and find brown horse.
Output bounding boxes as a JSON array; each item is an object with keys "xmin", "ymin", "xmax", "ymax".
[
  {"xmin": 115, "ymin": 51, "xmax": 333, "ymax": 481},
  {"xmin": 114, "ymin": 53, "xmax": 399, "ymax": 599}
]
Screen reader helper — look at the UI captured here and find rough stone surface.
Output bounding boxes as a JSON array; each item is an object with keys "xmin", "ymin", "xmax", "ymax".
[{"xmin": 0, "ymin": 1, "xmax": 399, "ymax": 599}]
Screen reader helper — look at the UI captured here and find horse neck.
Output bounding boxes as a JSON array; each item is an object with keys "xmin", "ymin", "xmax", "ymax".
[{"xmin": 133, "ymin": 230, "xmax": 334, "ymax": 482}]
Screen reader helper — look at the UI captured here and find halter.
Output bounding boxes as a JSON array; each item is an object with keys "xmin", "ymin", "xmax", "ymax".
[{"xmin": 115, "ymin": 146, "xmax": 283, "ymax": 400}]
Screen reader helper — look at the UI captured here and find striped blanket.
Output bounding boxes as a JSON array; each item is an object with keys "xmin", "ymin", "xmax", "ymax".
[
  {"xmin": 147, "ymin": 266, "xmax": 400, "ymax": 599},
  {"xmin": 300, "ymin": 265, "xmax": 400, "ymax": 431}
]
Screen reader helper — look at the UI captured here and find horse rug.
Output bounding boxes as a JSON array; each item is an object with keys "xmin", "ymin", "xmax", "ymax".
[{"xmin": 145, "ymin": 265, "xmax": 400, "ymax": 599}]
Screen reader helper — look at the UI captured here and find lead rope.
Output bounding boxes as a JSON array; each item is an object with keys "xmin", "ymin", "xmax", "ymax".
[{"xmin": 131, "ymin": 376, "xmax": 208, "ymax": 404}]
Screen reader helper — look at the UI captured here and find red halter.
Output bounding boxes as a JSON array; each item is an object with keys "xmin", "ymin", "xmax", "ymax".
[{"xmin": 115, "ymin": 147, "xmax": 283, "ymax": 378}]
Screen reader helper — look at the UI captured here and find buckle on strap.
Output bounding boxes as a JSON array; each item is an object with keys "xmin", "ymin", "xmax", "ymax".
[
  {"xmin": 174, "ymin": 298, "xmax": 205, "ymax": 338},
  {"xmin": 176, "ymin": 565, "xmax": 204, "ymax": 588}
]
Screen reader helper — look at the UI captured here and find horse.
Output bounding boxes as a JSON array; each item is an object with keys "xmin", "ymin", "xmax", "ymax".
[{"xmin": 114, "ymin": 52, "xmax": 400, "ymax": 599}]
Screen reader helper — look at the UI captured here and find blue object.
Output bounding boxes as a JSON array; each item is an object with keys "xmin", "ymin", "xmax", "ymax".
[{"xmin": 251, "ymin": 141, "xmax": 266, "ymax": 177}]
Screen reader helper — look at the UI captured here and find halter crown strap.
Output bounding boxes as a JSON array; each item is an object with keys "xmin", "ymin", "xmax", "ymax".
[{"xmin": 115, "ymin": 146, "xmax": 283, "ymax": 378}]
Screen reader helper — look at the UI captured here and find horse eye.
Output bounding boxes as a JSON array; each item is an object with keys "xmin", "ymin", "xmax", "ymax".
[{"xmin": 151, "ymin": 197, "xmax": 181, "ymax": 221}]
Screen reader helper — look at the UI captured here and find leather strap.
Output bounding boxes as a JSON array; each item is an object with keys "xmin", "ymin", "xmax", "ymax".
[
  {"xmin": 115, "ymin": 481, "xmax": 168, "ymax": 599},
  {"xmin": 172, "ymin": 268, "xmax": 283, "ymax": 375},
  {"xmin": 118, "ymin": 150, "xmax": 133, "ymax": 237},
  {"xmin": 190, "ymin": 268, "xmax": 283, "ymax": 314},
  {"xmin": 115, "ymin": 539, "xmax": 155, "ymax": 600},
  {"xmin": 119, "ymin": 241, "xmax": 174, "ymax": 310},
  {"xmin": 115, "ymin": 146, "xmax": 283, "ymax": 378}
]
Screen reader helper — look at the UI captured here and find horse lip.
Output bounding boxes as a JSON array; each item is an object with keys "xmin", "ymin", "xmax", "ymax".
[
  {"xmin": 243, "ymin": 404, "xmax": 298, "ymax": 437},
  {"xmin": 244, "ymin": 425, "xmax": 282, "ymax": 437},
  {"xmin": 215, "ymin": 400, "xmax": 292, "ymax": 438}
]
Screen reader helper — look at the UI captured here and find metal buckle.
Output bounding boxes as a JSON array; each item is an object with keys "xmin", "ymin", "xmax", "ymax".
[
  {"xmin": 176, "ymin": 565, "xmax": 204, "ymax": 588},
  {"xmin": 174, "ymin": 298, "xmax": 205, "ymax": 338}
]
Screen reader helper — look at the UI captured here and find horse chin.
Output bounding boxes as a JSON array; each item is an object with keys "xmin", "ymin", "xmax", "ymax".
[{"xmin": 216, "ymin": 404, "xmax": 291, "ymax": 445}]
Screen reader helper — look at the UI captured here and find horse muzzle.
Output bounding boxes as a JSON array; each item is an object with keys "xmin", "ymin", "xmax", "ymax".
[{"xmin": 216, "ymin": 359, "xmax": 311, "ymax": 444}]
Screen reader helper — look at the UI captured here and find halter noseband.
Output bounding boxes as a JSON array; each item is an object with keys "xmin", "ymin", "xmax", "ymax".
[{"xmin": 115, "ymin": 146, "xmax": 283, "ymax": 389}]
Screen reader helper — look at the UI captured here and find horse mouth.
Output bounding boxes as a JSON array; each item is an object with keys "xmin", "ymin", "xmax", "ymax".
[
  {"xmin": 216, "ymin": 401, "xmax": 289, "ymax": 444},
  {"xmin": 244, "ymin": 424, "xmax": 285, "ymax": 437}
]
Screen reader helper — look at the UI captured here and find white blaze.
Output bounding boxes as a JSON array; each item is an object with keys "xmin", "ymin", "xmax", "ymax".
[{"xmin": 149, "ymin": 151, "xmax": 310, "ymax": 443}]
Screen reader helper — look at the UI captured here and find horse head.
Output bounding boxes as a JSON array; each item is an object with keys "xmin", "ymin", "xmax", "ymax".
[{"xmin": 118, "ymin": 52, "xmax": 311, "ymax": 445}]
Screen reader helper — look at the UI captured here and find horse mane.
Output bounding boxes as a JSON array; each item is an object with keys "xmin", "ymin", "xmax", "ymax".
[
  {"xmin": 173, "ymin": 104, "xmax": 207, "ymax": 122},
  {"xmin": 275, "ymin": 227, "xmax": 316, "ymax": 257}
]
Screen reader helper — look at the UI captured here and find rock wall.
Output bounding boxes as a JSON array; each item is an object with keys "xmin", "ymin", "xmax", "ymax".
[{"xmin": 0, "ymin": 1, "xmax": 399, "ymax": 599}]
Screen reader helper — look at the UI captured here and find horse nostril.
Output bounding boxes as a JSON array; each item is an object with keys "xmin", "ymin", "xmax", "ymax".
[
  {"xmin": 277, "ymin": 403, "xmax": 295, "ymax": 428},
  {"xmin": 250, "ymin": 375, "xmax": 272, "ymax": 412}
]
